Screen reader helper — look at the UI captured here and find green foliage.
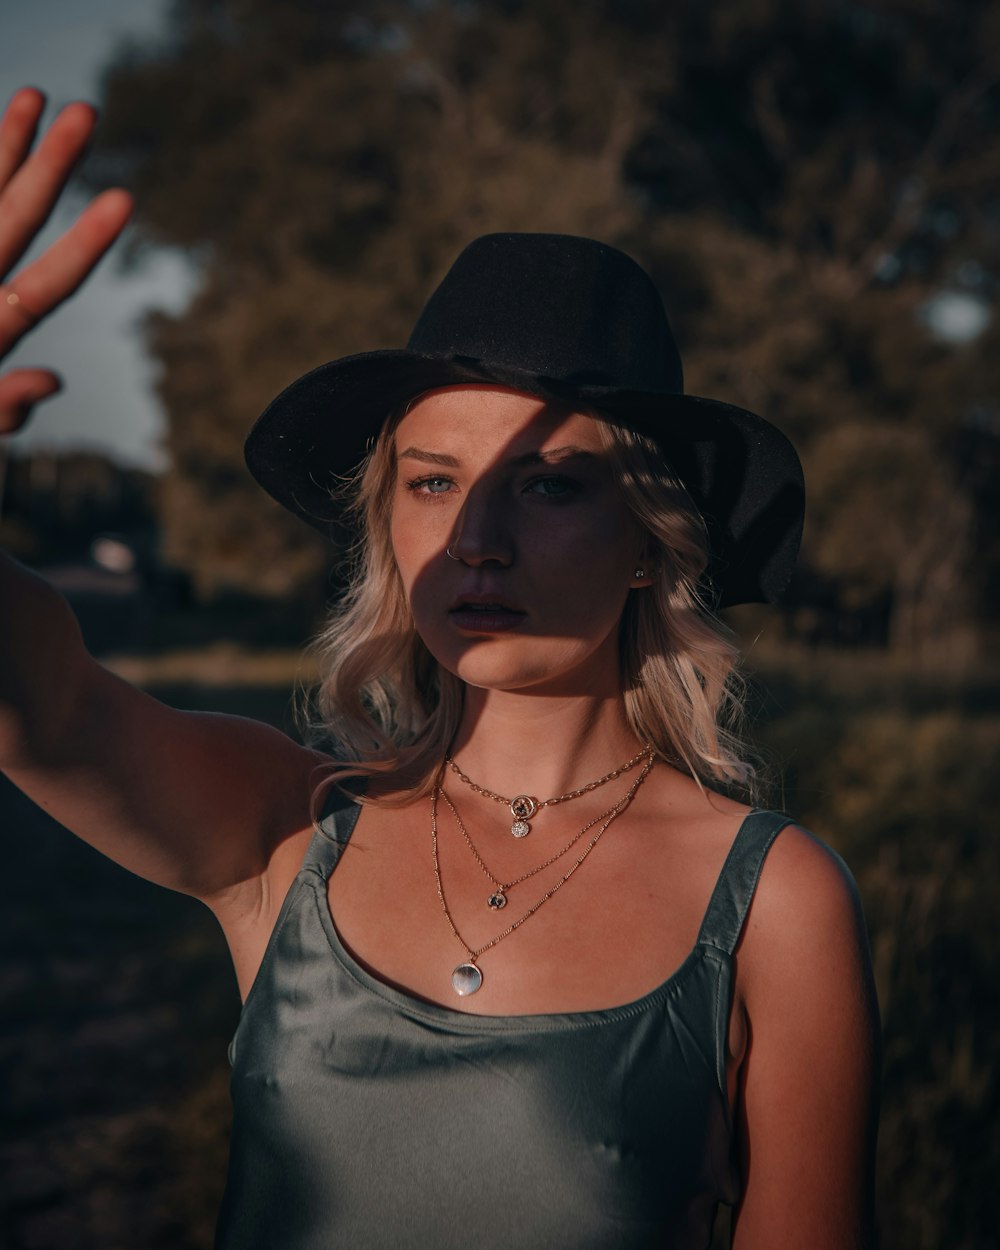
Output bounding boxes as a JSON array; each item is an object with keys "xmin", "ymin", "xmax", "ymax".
[{"xmin": 84, "ymin": 0, "xmax": 1000, "ymax": 644}]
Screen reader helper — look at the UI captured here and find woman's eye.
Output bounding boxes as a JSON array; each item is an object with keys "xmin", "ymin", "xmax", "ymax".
[
  {"xmin": 525, "ymin": 475, "xmax": 579, "ymax": 499},
  {"xmin": 406, "ymin": 476, "xmax": 455, "ymax": 496}
]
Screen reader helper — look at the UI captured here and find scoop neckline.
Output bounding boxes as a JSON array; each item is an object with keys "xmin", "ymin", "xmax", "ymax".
[{"xmin": 309, "ymin": 854, "xmax": 724, "ymax": 1036}]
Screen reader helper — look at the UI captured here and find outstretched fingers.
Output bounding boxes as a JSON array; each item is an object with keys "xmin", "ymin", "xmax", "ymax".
[
  {"xmin": 0, "ymin": 187, "xmax": 134, "ymax": 354},
  {"xmin": 0, "ymin": 89, "xmax": 133, "ymax": 435},
  {"xmin": 0, "ymin": 187, "xmax": 132, "ymax": 432},
  {"xmin": 0, "ymin": 97, "xmax": 99, "ymax": 279}
]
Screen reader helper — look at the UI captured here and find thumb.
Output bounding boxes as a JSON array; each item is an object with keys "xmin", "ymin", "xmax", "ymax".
[{"xmin": 0, "ymin": 368, "xmax": 62, "ymax": 434}]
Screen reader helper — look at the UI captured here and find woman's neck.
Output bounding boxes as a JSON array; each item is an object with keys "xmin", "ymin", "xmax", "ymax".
[{"xmin": 448, "ymin": 687, "xmax": 646, "ymax": 800}]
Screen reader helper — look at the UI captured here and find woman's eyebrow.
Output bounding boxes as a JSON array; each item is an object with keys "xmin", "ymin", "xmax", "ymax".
[
  {"xmin": 513, "ymin": 446, "xmax": 595, "ymax": 465},
  {"xmin": 397, "ymin": 447, "xmax": 461, "ymax": 466},
  {"xmin": 396, "ymin": 445, "xmax": 595, "ymax": 467}
]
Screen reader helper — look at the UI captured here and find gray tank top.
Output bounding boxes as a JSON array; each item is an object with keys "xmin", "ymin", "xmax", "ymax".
[{"xmin": 215, "ymin": 789, "xmax": 793, "ymax": 1250}]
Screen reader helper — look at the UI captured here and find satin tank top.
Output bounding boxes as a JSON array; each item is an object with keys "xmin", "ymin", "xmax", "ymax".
[{"xmin": 216, "ymin": 791, "xmax": 793, "ymax": 1250}]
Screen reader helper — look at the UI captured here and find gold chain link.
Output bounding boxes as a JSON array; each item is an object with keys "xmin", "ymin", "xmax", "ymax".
[{"xmin": 446, "ymin": 745, "xmax": 652, "ymax": 811}]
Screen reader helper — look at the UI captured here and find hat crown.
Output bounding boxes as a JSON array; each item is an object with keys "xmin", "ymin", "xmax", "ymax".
[{"xmin": 407, "ymin": 233, "xmax": 684, "ymax": 396}]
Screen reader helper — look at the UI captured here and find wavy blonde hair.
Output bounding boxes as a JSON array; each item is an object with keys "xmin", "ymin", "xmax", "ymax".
[{"xmin": 304, "ymin": 403, "xmax": 754, "ymax": 807}]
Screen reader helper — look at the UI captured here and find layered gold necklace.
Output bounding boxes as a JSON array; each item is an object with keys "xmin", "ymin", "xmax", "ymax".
[
  {"xmin": 431, "ymin": 754, "xmax": 655, "ymax": 997},
  {"xmin": 446, "ymin": 745, "xmax": 652, "ymax": 837}
]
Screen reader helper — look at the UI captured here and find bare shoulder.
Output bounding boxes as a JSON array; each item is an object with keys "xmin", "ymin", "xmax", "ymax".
[{"xmin": 737, "ymin": 822, "xmax": 871, "ymax": 990}]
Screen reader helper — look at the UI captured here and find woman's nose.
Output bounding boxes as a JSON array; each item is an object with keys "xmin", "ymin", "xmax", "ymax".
[{"xmin": 446, "ymin": 482, "xmax": 514, "ymax": 567}]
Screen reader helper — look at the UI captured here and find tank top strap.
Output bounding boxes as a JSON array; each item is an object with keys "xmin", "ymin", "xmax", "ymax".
[
  {"xmin": 300, "ymin": 782, "xmax": 364, "ymax": 880},
  {"xmin": 696, "ymin": 809, "xmax": 794, "ymax": 957}
]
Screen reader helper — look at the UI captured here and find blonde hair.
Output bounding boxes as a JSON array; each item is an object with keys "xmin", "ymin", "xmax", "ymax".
[{"xmin": 304, "ymin": 405, "xmax": 754, "ymax": 807}]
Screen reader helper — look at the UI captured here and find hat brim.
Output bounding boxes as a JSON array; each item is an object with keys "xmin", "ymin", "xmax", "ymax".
[{"xmin": 244, "ymin": 349, "xmax": 804, "ymax": 607}]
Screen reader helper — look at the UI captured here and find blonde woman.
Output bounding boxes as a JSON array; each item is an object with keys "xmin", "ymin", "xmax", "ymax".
[{"xmin": 1, "ymin": 90, "xmax": 879, "ymax": 1249}]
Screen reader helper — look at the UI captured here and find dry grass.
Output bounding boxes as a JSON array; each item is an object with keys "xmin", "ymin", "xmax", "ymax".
[{"xmin": 102, "ymin": 643, "xmax": 320, "ymax": 688}]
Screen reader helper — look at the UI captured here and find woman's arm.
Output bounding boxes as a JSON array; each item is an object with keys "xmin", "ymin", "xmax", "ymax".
[
  {"xmin": 0, "ymin": 90, "xmax": 318, "ymax": 905},
  {"xmin": 731, "ymin": 827, "xmax": 881, "ymax": 1250}
]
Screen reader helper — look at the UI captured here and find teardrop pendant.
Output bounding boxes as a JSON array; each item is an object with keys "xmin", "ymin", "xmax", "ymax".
[{"xmin": 451, "ymin": 962, "xmax": 483, "ymax": 996}]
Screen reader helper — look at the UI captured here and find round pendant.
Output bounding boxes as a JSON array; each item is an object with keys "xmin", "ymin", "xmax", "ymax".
[
  {"xmin": 451, "ymin": 963, "xmax": 483, "ymax": 996},
  {"xmin": 511, "ymin": 820, "xmax": 530, "ymax": 838},
  {"xmin": 510, "ymin": 795, "xmax": 539, "ymax": 821},
  {"xmin": 487, "ymin": 890, "xmax": 507, "ymax": 910}
]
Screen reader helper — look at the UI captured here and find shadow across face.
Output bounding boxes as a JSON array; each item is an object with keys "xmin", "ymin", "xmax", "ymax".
[{"xmin": 389, "ymin": 386, "xmax": 649, "ymax": 702}]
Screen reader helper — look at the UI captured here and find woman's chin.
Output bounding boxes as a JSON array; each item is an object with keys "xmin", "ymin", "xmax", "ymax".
[{"xmin": 438, "ymin": 640, "xmax": 617, "ymax": 698}]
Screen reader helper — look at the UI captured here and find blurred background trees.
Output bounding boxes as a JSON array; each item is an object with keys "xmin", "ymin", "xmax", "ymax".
[{"xmin": 77, "ymin": 0, "xmax": 1000, "ymax": 656}]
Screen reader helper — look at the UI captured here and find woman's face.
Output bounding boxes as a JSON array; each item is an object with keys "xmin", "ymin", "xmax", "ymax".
[{"xmin": 389, "ymin": 385, "xmax": 649, "ymax": 697}]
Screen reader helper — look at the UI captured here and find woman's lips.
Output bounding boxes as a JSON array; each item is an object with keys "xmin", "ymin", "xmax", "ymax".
[{"xmin": 448, "ymin": 603, "xmax": 527, "ymax": 632}]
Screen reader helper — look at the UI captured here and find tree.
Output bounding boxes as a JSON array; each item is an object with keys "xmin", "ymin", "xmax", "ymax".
[{"xmin": 85, "ymin": 0, "xmax": 1000, "ymax": 650}]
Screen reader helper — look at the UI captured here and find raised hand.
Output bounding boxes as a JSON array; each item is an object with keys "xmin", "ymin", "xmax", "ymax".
[{"xmin": 0, "ymin": 88, "xmax": 133, "ymax": 434}]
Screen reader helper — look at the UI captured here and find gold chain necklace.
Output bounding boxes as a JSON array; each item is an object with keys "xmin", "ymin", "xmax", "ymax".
[
  {"xmin": 445, "ymin": 744, "xmax": 653, "ymax": 837},
  {"xmin": 438, "ymin": 781, "xmax": 638, "ymax": 911},
  {"xmin": 431, "ymin": 756, "xmax": 654, "ymax": 997}
]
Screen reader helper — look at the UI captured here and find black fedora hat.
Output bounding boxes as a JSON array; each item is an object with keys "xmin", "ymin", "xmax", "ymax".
[{"xmin": 245, "ymin": 233, "xmax": 804, "ymax": 608}]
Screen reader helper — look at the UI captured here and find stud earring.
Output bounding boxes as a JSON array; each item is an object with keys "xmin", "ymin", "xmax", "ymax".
[{"xmin": 634, "ymin": 567, "xmax": 646, "ymax": 580}]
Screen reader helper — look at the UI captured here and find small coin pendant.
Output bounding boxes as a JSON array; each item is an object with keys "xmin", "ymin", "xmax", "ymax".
[
  {"xmin": 511, "ymin": 820, "xmax": 530, "ymax": 838},
  {"xmin": 487, "ymin": 890, "xmax": 507, "ymax": 910},
  {"xmin": 451, "ymin": 962, "xmax": 483, "ymax": 996}
]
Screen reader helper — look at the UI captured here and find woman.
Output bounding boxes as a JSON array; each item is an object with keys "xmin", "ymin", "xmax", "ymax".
[{"xmin": 0, "ymin": 90, "xmax": 880, "ymax": 1249}]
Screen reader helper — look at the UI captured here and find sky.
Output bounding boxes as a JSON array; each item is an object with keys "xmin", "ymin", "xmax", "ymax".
[{"xmin": 1, "ymin": 0, "xmax": 197, "ymax": 469}]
